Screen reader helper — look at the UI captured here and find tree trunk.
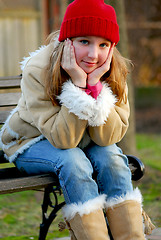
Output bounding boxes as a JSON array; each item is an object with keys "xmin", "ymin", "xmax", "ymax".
[
  {"xmin": 60, "ymin": 0, "xmax": 68, "ymax": 21},
  {"xmin": 105, "ymin": 0, "xmax": 137, "ymax": 155}
]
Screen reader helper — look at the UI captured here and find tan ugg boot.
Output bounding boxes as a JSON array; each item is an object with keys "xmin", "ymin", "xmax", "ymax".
[
  {"xmin": 106, "ymin": 200, "xmax": 146, "ymax": 240},
  {"xmin": 68, "ymin": 209, "xmax": 110, "ymax": 240}
]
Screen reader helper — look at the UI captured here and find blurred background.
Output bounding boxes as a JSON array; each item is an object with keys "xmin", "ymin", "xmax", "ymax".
[
  {"xmin": 0, "ymin": 0, "xmax": 160, "ymax": 239},
  {"xmin": 0, "ymin": 0, "xmax": 160, "ymax": 136}
]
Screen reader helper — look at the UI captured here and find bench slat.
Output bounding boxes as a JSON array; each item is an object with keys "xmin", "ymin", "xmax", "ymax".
[
  {"xmin": 0, "ymin": 173, "xmax": 59, "ymax": 194},
  {"xmin": 0, "ymin": 92, "xmax": 21, "ymax": 106},
  {"xmin": 0, "ymin": 76, "xmax": 21, "ymax": 81},
  {"xmin": 0, "ymin": 152, "xmax": 60, "ymax": 194},
  {"xmin": 0, "ymin": 79, "xmax": 21, "ymax": 89},
  {"xmin": 0, "ymin": 111, "xmax": 11, "ymax": 123}
]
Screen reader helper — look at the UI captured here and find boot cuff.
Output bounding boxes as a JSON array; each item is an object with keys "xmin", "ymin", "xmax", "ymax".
[
  {"xmin": 105, "ymin": 188, "xmax": 143, "ymax": 209},
  {"xmin": 62, "ymin": 194, "xmax": 106, "ymax": 221}
]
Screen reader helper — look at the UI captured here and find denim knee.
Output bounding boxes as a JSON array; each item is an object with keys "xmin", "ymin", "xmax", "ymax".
[
  {"xmin": 85, "ymin": 143, "xmax": 133, "ymax": 198},
  {"xmin": 55, "ymin": 147, "xmax": 99, "ymax": 204}
]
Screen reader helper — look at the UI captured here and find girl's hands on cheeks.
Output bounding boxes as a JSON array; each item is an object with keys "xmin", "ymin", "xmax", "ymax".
[
  {"xmin": 61, "ymin": 39, "xmax": 87, "ymax": 88},
  {"xmin": 87, "ymin": 43, "xmax": 115, "ymax": 86}
]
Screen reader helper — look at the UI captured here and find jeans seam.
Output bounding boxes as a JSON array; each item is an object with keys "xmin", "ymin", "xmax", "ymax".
[
  {"xmin": 58, "ymin": 172, "xmax": 71, "ymax": 204},
  {"xmin": 85, "ymin": 151, "xmax": 105, "ymax": 193}
]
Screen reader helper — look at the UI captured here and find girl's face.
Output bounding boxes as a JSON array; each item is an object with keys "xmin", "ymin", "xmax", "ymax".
[{"xmin": 72, "ymin": 36, "xmax": 111, "ymax": 74}]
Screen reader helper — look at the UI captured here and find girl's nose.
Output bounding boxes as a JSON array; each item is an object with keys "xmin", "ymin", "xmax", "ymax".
[{"xmin": 88, "ymin": 45, "xmax": 98, "ymax": 59}]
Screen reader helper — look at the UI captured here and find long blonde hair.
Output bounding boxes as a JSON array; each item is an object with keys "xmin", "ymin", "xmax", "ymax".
[{"xmin": 44, "ymin": 31, "xmax": 130, "ymax": 106}]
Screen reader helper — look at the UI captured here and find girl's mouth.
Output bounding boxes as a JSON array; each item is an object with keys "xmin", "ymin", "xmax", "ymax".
[{"xmin": 83, "ymin": 61, "xmax": 97, "ymax": 66}]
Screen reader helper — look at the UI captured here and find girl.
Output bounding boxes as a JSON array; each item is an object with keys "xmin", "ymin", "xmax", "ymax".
[{"xmin": 0, "ymin": 0, "xmax": 147, "ymax": 239}]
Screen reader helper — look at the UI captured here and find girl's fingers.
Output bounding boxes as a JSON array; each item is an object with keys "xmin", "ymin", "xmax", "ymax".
[
  {"xmin": 61, "ymin": 38, "xmax": 87, "ymax": 84},
  {"xmin": 61, "ymin": 39, "xmax": 71, "ymax": 68},
  {"xmin": 65, "ymin": 40, "xmax": 71, "ymax": 64},
  {"xmin": 70, "ymin": 44, "xmax": 77, "ymax": 65},
  {"xmin": 64, "ymin": 39, "xmax": 74, "ymax": 65}
]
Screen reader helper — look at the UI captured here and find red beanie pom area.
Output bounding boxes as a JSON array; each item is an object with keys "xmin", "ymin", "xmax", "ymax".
[{"xmin": 58, "ymin": 0, "xmax": 119, "ymax": 44}]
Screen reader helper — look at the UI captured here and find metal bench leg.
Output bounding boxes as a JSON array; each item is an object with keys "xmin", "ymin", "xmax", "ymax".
[{"xmin": 39, "ymin": 185, "xmax": 65, "ymax": 240}]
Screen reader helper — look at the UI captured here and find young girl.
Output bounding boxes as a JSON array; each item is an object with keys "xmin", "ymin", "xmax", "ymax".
[{"xmin": 0, "ymin": 0, "xmax": 147, "ymax": 239}]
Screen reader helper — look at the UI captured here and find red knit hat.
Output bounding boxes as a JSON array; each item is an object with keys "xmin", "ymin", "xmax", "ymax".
[{"xmin": 58, "ymin": 0, "xmax": 119, "ymax": 44}]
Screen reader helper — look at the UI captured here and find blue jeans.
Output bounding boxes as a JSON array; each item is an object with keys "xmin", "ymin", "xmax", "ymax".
[{"xmin": 15, "ymin": 139, "xmax": 133, "ymax": 204}]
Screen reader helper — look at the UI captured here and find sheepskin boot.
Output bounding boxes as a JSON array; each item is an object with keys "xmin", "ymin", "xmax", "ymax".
[
  {"xmin": 61, "ymin": 195, "xmax": 110, "ymax": 239},
  {"xmin": 106, "ymin": 200, "xmax": 145, "ymax": 240},
  {"xmin": 67, "ymin": 209, "xmax": 110, "ymax": 240}
]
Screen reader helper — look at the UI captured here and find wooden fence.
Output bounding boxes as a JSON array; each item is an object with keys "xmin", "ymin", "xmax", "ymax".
[{"xmin": 0, "ymin": 9, "xmax": 42, "ymax": 76}]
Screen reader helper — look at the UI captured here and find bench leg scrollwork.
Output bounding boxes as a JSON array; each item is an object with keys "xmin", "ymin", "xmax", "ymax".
[{"xmin": 39, "ymin": 185, "xmax": 65, "ymax": 240}]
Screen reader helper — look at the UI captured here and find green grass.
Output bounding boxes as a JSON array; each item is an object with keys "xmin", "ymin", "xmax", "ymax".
[
  {"xmin": 0, "ymin": 191, "xmax": 69, "ymax": 239},
  {"xmin": 0, "ymin": 232, "xmax": 69, "ymax": 240},
  {"xmin": 135, "ymin": 133, "xmax": 161, "ymax": 227},
  {"xmin": 0, "ymin": 133, "xmax": 161, "ymax": 239},
  {"xmin": 136, "ymin": 134, "xmax": 161, "ymax": 171}
]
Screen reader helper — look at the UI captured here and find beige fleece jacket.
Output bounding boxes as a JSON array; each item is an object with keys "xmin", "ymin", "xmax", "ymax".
[{"xmin": 0, "ymin": 40, "xmax": 130, "ymax": 162}]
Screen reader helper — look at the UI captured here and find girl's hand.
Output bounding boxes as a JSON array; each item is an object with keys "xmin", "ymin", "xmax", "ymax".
[
  {"xmin": 87, "ymin": 43, "xmax": 115, "ymax": 86},
  {"xmin": 61, "ymin": 39, "xmax": 87, "ymax": 88}
]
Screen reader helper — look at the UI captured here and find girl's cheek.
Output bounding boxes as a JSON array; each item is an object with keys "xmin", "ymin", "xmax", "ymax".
[
  {"xmin": 102, "ymin": 52, "xmax": 108, "ymax": 63},
  {"xmin": 104, "ymin": 48, "xmax": 110, "ymax": 60},
  {"xmin": 107, "ymin": 47, "xmax": 111, "ymax": 55}
]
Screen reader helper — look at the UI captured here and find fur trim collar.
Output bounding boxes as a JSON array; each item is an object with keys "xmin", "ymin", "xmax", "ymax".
[
  {"xmin": 20, "ymin": 45, "xmax": 46, "ymax": 71},
  {"xmin": 57, "ymin": 80, "xmax": 117, "ymax": 127}
]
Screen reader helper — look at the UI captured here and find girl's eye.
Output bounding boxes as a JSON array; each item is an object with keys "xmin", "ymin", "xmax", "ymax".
[
  {"xmin": 80, "ymin": 40, "xmax": 89, "ymax": 45},
  {"xmin": 100, "ymin": 43, "xmax": 109, "ymax": 48}
]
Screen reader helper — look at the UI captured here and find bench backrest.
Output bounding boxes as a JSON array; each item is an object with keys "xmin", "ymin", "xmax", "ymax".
[{"xmin": 0, "ymin": 75, "xmax": 21, "ymax": 124}]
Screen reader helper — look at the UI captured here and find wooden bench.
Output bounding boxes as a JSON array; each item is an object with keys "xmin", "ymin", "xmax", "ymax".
[{"xmin": 0, "ymin": 75, "xmax": 145, "ymax": 240}]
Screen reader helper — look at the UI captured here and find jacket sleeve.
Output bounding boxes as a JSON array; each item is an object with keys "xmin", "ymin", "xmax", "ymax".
[
  {"xmin": 58, "ymin": 80, "xmax": 129, "ymax": 146},
  {"xmin": 22, "ymin": 66, "xmax": 88, "ymax": 149},
  {"xmin": 88, "ymin": 85, "xmax": 130, "ymax": 146}
]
